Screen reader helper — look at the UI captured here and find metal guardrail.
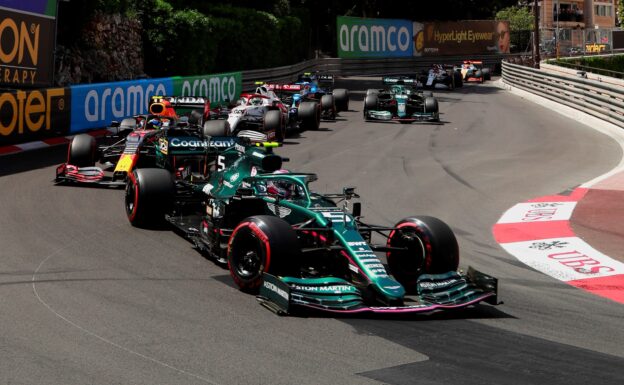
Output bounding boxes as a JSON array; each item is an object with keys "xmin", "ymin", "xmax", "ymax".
[
  {"xmin": 242, "ymin": 55, "xmax": 509, "ymax": 90},
  {"xmin": 502, "ymin": 61, "xmax": 624, "ymax": 128},
  {"xmin": 545, "ymin": 58, "xmax": 624, "ymax": 79}
]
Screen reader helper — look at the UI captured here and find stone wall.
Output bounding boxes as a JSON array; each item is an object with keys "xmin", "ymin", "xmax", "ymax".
[{"xmin": 55, "ymin": 12, "xmax": 145, "ymax": 86}]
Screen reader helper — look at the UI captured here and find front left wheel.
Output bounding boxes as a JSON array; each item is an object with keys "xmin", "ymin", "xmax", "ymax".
[
  {"xmin": 68, "ymin": 134, "xmax": 96, "ymax": 167},
  {"xmin": 228, "ymin": 215, "xmax": 299, "ymax": 292}
]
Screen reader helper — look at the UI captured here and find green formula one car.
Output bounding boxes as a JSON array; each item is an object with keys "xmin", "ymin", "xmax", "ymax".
[
  {"xmin": 125, "ymin": 140, "xmax": 497, "ymax": 315},
  {"xmin": 364, "ymin": 76, "xmax": 440, "ymax": 123}
]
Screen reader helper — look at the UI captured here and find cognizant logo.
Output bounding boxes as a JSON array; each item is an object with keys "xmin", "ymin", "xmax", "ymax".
[
  {"xmin": 84, "ymin": 83, "xmax": 168, "ymax": 122},
  {"xmin": 339, "ymin": 23, "xmax": 411, "ymax": 53}
]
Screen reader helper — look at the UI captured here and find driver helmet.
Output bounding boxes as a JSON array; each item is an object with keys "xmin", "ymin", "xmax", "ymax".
[
  {"xmin": 267, "ymin": 181, "xmax": 290, "ymax": 198},
  {"xmin": 266, "ymin": 170, "xmax": 293, "ymax": 198},
  {"xmin": 147, "ymin": 118, "xmax": 162, "ymax": 129},
  {"xmin": 250, "ymin": 97, "xmax": 263, "ymax": 106}
]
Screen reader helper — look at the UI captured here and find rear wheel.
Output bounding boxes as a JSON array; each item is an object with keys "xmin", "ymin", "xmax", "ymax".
[
  {"xmin": 454, "ymin": 71, "xmax": 463, "ymax": 88},
  {"xmin": 298, "ymin": 101, "xmax": 320, "ymax": 130},
  {"xmin": 264, "ymin": 110, "xmax": 284, "ymax": 142},
  {"xmin": 386, "ymin": 216, "xmax": 459, "ymax": 293},
  {"xmin": 320, "ymin": 95, "xmax": 336, "ymax": 119},
  {"xmin": 125, "ymin": 168, "xmax": 175, "ymax": 227},
  {"xmin": 333, "ymin": 88, "xmax": 349, "ymax": 112},
  {"xmin": 202, "ymin": 120, "xmax": 231, "ymax": 138},
  {"xmin": 68, "ymin": 134, "xmax": 96, "ymax": 167},
  {"xmin": 228, "ymin": 215, "xmax": 299, "ymax": 292}
]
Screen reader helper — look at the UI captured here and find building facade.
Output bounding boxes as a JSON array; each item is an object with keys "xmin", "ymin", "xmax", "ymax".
[{"xmin": 537, "ymin": 0, "xmax": 618, "ymax": 53}]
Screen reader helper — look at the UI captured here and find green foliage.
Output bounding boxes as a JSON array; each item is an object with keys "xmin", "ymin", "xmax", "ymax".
[
  {"xmin": 495, "ymin": 6, "xmax": 534, "ymax": 31},
  {"xmin": 561, "ymin": 55, "xmax": 624, "ymax": 73},
  {"xmin": 143, "ymin": 0, "xmax": 216, "ymax": 76}
]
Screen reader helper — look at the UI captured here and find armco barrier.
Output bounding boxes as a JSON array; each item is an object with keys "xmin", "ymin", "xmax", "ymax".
[
  {"xmin": 501, "ymin": 60, "xmax": 624, "ymax": 129},
  {"xmin": 241, "ymin": 55, "xmax": 508, "ymax": 90},
  {"xmin": 3, "ymin": 56, "xmax": 516, "ymax": 148}
]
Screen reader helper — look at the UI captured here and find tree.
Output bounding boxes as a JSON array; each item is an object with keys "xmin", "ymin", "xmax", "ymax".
[{"xmin": 495, "ymin": 5, "xmax": 534, "ymax": 31}]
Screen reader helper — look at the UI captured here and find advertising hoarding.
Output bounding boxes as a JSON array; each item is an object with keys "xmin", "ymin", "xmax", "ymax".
[
  {"xmin": 418, "ymin": 20, "xmax": 510, "ymax": 56},
  {"xmin": 70, "ymin": 78, "xmax": 173, "ymax": 133},
  {"xmin": 172, "ymin": 71, "xmax": 242, "ymax": 106},
  {"xmin": 0, "ymin": 0, "xmax": 58, "ymax": 17},
  {"xmin": 0, "ymin": 7, "xmax": 56, "ymax": 87},
  {"xmin": 0, "ymin": 86, "xmax": 71, "ymax": 146},
  {"xmin": 337, "ymin": 16, "xmax": 413, "ymax": 58}
]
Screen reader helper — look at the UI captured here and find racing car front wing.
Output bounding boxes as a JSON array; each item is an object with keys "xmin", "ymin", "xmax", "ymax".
[
  {"xmin": 258, "ymin": 267, "xmax": 498, "ymax": 316},
  {"xmin": 365, "ymin": 110, "xmax": 439, "ymax": 123}
]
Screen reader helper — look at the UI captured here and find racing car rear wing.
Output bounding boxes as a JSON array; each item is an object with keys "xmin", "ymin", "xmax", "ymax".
[
  {"xmin": 263, "ymin": 83, "xmax": 303, "ymax": 92},
  {"xmin": 150, "ymin": 96, "xmax": 211, "ymax": 109},
  {"xmin": 317, "ymin": 74, "xmax": 334, "ymax": 85}
]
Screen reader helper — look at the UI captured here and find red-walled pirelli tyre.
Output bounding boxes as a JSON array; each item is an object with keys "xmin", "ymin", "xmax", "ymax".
[
  {"xmin": 386, "ymin": 216, "xmax": 459, "ymax": 293},
  {"xmin": 125, "ymin": 168, "xmax": 175, "ymax": 227},
  {"xmin": 228, "ymin": 215, "xmax": 299, "ymax": 292},
  {"xmin": 68, "ymin": 134, "xmax": 96, "ymax": 167}
]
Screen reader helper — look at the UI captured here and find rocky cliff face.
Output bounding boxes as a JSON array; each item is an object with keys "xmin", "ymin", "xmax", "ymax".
[{"xmin": 55, "ymin": 12, "xmax": 145, "ymax": 86}]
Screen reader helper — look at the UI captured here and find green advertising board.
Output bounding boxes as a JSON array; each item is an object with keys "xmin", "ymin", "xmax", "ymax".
[
  {"xmin": 172, "ymin": 71, "xmax": 242, "ymax": 107},
  {"xmin": 337, "ymin": 16, "xmax": 414, "ymax": 58}
]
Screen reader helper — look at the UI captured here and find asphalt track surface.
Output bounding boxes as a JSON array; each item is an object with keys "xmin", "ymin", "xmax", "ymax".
[{"xmin": 1, "ymin": 77, "xmax": 624, "ymax": 385}]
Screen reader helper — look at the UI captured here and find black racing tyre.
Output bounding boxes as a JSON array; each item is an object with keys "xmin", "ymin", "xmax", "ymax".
[
  {"xmin": 424, "ymin": 97, "xmax": 438, "ymax": 114},
  {"xmin": 125, "ymin": 168, "xmax": 175, "ymax": 228},
  {"xmin": 421, "ymin": 91, "xmax": 433, "ymax": 98},
  {"xmin": 263, "ymin": 110, "xmax": 284, "ymax": 142},
  {"xmin": 386, "ymin": 216, "xmax": 459, "ymax": 293},
  {"xmin": 454, "ymin": 71, "xmax": 463, "ymax": 88},
  {"xmin": 68, "ymin": 134, "xmax": 96, "ymax": 167},
  {"xmin": 202, "ymin": 120, "xmax": 231, "ymax": 138},
  {"xmin": 364, "ymin": 94, "xmax": 378, "ymax": 111},
  {"xmin": 298, "ymin": 101, "xmax": 320, "ymax": 130},
  {"xmin": 227, "ymin": 215, "xmax": 299, "ymax": 292},
  {"xmin": 475, "ymin": 70, "xmax": 483, "ymax": 83},
  {"xmin": 320, "ymin": 94, "xmax": 336, "ymax": 119},
  {"xmin": 482, "ymin": 68, "xmax": 491, "ymax": 80},
  {"xmin": 188, "ymin": 110, "xmax": 203, "ymax": 125},
  {"xmin": 363, "ymin": 94, "xmax": 378, "ymax": 120},
  {"xmin": 365, "ymin": 89, "xmax": 379, "ymax": 97},
  {"xmin": 333, "ymin": 88, "xmax": 349, "ymax": 112}
]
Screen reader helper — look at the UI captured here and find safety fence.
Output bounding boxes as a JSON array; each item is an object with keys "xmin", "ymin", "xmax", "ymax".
[
  {"xmin": 501, "ymin": 60, "xmax": 624, "ymax": 128},
  {"xmin": 241, "ymin": 55, "xmax": 507, "ymax": 90}
]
